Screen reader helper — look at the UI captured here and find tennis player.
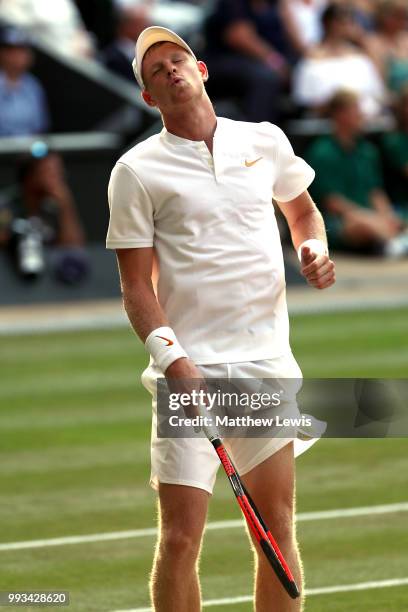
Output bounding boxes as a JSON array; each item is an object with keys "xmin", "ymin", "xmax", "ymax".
[{"xmin": 106, "ymin": 26, "xmax": 335, "ymax": 612}]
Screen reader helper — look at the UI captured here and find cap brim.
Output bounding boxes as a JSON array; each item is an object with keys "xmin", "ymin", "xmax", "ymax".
[{"xmin": 133, "ymin": 26, "xmax": 197, "ymax": 89}]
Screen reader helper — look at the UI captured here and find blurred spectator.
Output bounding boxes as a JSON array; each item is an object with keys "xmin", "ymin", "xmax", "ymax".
[
  {"xmin": 0, "ymin": 0, "xmax": 95, "ymax": 58},
  {"xmin": 381, "ymin": 85, "xmax": 408, "ymax": 220},
  {"xmin": 102, "ymin": 1, "xmax": 151, "ymax": 81},
  {"xmin": 74, "ymin": 0, "xmax": 116, "ymax": 49},
  {"xmin": 280, "ymin": 0, "xmax": 328, "ymax": 56},
  {"xmin": 292, "ymin": 3, "xmax": 387, "ymax": 118},
  {"xmin": 202, "ymin": 0, "xmax": 296, "ymax": 123},
  {"xmin": 348, "ymin": 0, "xmax": 377, "ymax": 32},
  {"xmin": 306, "ymin": 89, "xmax": 408, "ymax": 256},
  {"xmin": 113, "ymin": 0, "xmax": 201, "ymax": 36},
  {"xmin": 0, "ymin": 144, "xmax": 88, "ymax": 281},
  {"xmin": 0, "ymin": 25, "xmax": 50, "ymax": 136},
  {"xmin": 365, "ymin": 0, "xmax": 408, "ymax": 95}
]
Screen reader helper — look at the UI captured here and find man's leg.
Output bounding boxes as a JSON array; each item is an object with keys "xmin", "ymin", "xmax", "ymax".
[
  {"xmin": 150, "ymin": 483, "xmax": 210, "ymax": 612},
  {"xmin": 241, "ymin": 442, "xmax": 303, "ymax": 612}
]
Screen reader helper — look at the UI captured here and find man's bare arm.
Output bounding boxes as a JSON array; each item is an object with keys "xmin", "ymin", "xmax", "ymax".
[
  {"xmin": 223, "ymin": 20, "xmax": 288, "ymax": 75},
  {"xmin": 276, "ymin": 190, "xmax": 335, "ymax": 290},
  {"xmin": 116, "ymin": 247, "xmax": 167, "ymax": 342},
  {"xmin": 371, "ymin": 189, "xmax": 403, "ymax": 223},
  {"xmin": 116, "ymin": 247, "xmax": 203, "ymax": 379},
  {"xmin": 276, "ymin": 190, "xmax": 327, "ymax": 251}
]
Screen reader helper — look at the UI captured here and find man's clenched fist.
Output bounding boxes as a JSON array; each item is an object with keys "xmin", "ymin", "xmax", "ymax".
[{"xmin": 300, "ymin": 245, "xmax": 336, "ymax": 290}]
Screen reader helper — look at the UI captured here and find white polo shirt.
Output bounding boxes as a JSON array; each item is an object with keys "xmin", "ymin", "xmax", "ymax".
[{"xmin": 106, "ymin": 117, "xmax": 315, "ymax": 365}]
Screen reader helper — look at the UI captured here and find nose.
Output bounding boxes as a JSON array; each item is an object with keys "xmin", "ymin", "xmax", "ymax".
[{"xmin": 166, "ymin": 64, "xmax": 177, "ymax": 76}]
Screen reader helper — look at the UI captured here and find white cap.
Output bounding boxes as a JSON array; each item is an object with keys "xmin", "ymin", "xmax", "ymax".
[{"xmin": 132, "ymin": 25, "xmax": 197, "ymax": 89}]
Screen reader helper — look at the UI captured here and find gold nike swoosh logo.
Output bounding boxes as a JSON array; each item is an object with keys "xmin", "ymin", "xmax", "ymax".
[
  {"xmin": 156, "ymin": 335, "xmax": 174, "ymax": 347},
  {"xmin": 245, "ymin": 156, "xmax": 263, "ymax": 168}
]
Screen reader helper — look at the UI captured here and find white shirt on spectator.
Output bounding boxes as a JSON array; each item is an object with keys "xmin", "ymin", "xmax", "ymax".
[
  {"xmin": 293, "ymin": 52, "xmax": 386, "ymax": 117},
  {"xmin": 0, "ymin": 0, "xmax": 95, "ymax": 57},
  {"xmin": 285, "ymin": 0, "xmax": 328, "ymax": 47}
]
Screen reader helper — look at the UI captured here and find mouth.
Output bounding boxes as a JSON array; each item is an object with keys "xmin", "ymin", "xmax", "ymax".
[{"xmin": 170, "ymin": 77, "xmax": 184, "ymax": 86}]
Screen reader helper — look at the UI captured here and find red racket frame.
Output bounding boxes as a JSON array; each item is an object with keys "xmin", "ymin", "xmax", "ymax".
[{"xmin": 212, "ymin": 438, "xmax": 300, "ymax": 599}]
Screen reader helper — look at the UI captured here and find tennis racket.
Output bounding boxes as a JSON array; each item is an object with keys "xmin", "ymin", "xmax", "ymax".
[{"xmin": 200, "ymin": 411, "xmax": 300, "ymax": 600}]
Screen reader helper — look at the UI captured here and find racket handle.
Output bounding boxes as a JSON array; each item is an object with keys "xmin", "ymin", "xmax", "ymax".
[{"xmin": 197, "ymin": 401, "xmax": 219, "ymax": 442}]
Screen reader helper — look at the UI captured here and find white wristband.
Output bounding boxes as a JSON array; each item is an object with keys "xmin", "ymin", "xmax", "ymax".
[
  {"xmin": 297, "ymin": 239, "xmax": 328, "ymax": 262},
  {"xmin": 145, "ymin": 326, "xmax": 188, "ymax": 373}
]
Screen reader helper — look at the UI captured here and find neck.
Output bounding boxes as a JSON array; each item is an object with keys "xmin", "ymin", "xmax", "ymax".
[
  {"xmin": 334, "ymin": 127, "xmax": 358, "ymax": 148},
  {"xmin": 162, "ymin": 94, "xmax": 217, "ymax": 152},
  {"xmin": 323, "ymin": 36, "xmax": 347, "ymax": 51}
]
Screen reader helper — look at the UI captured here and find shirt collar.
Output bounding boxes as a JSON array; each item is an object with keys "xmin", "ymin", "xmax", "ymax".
[{"xmin": 160, "ymin": 117, "xmax": 223, "ymax": 146}]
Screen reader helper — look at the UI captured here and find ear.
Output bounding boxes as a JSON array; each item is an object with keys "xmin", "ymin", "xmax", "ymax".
[
  {"xmin": 141, "ymin": 89, "xmax": 157, "ymax": 108},
  {"xmin": 197, "ymin": 60, "xmax": 209, "ymax": 82}
]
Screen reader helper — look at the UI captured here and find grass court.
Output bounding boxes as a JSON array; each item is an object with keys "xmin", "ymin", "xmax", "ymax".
[{"xmin": 1, "ymin": 307, "xmax": 407, "ymax": 611}]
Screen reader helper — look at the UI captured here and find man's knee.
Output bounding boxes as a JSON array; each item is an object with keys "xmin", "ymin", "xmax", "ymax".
[
  {"xmin": 243, "ymin": 443, "xmax": 296, "ymax": 544},
  {"xmin": 265, "ymin": 503, "xmax": 295, "ymax": 545},
  {"xmin": 158, "ymin": 527, "xmax": 202, "ymax": 562},
  {"xmin": 156, "ymin": 483, "xmax": 209, "ymax": 564}
]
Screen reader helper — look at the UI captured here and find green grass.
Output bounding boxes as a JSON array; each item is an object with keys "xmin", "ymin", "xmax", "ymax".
[{"xmin": 0, "ymin": 308, "xmax": 407, "ymax": 611}]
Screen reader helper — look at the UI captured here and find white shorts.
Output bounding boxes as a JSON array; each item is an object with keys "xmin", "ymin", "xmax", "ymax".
[{"xmin": 141, "ymin": 352, "xmax": 320, "ymax": 495}]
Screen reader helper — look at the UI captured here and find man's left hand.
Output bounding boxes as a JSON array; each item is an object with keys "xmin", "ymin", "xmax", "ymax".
[{"xmin": 300, "ymin": 246, "xmax": 336, "ymax": 290}]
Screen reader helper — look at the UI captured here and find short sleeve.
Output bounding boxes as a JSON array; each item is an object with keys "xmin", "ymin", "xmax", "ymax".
[
  {"xmin": 106, "ymin": 162, "xmax": 154, "ymax": 249},
  {"xmin": 272, "ymin": 127, "xmax": 315, "ymax": 202}
]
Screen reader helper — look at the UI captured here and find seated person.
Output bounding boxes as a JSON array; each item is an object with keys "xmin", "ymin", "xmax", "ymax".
[
  {"xmin": 380, "ymin": 85, "xmax": 408, "ymax": 221},
  {"xmin": 292, "ymin": 3, "xmax": 387, "ymax": 118},
  {"xmin": 348, "ymin": 0, "xmax": 377, "ymax": 31},
  {"xmin": 0, "ymin": 25, "xmax": 50, "ymax": 137},
  {"xmin": 365, "ymin": 0, "xmax": 408, "ymax": 95},
  {"xmin": 305, "ymin": 89, "xmax": 407, "ymax": 256},
  {"xmin": 202, "ymin": 0, "xmax": 296, "ymax": 123},
  {"xmin": 101, "ymin": 2, "xmax": 151, "ymax": 82},
  {"xmin": 0, "ymin": 144, "xmax": 88, "ymax": 282},
  {"xmin": 0, "ymin": 0, "xmax": 95, "ymax": 58},
  {"xmin": 280, "ymin": 0, "xmax": 328, "ymax": 56}
]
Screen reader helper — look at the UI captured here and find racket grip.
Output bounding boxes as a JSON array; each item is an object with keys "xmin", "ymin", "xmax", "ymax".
[{"xmin": 197, "ymin": 401, "xmax": 219, "ymax": 442}]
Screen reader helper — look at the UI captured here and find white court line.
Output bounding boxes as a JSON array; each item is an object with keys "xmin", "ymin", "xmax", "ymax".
[
  {"xmin": 1, "ymin": 502, "xmax": 407, "ymax": 552},
  {"xmin": 112, "ymin": 577, "xmax": 408, "ymax": 611}
]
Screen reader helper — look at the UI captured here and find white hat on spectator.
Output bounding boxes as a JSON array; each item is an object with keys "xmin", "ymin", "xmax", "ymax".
[{"xmin": 132, "ymin": 25, "xmax": 197, "ymax": 89}]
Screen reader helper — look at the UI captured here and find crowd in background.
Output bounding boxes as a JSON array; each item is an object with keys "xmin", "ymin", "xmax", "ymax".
[{"xmin": 0, "ymin": 0, "xmax": 407, "ymax": 268}]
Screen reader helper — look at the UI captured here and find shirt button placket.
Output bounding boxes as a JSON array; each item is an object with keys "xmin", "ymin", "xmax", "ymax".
[{"xmin": 197, "ymin": 142, "xmax": 217, "ymax": 182}]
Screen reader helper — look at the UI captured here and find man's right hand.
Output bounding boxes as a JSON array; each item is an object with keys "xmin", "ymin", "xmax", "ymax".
[
  {"xmin": 165, "ymin": 357, "xmax": 203, "ymax": 380},
  {"xmin": 165, "ymin": 358, "xmax": 207, "ymax": 420}
]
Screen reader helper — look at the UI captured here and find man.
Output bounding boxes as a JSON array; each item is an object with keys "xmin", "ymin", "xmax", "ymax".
[
  {"xmin": 1, "ymin": 145, "xmax": 88, "ymax": 281},
  {"xmin": 102, "ymin": 2, "xmax": 151, "ymax": 82},
  {"xmin": 202, "ymin": 0, "xmax": 295, "ymax": 123},
  {"xmin": 306, "ymin": 88, "xmax": 406, "ymax": 255},
  {"xmin": 106, "ymin": 26, "xmax": 335, "ymax": 612},
  {"xmin": 381, "ymin": 84, "xmax": 408, "ymax": 221},
  {"xmin": 292, "ymin": 3, "xmax": 386, "ymax": 119},
  {"xmin": 0, "ymin": 0, "xmax": 95, "ymax": 58},
  {"xmin": 0, "ymin": 25, "xmax": 50, "ymax": 136}
]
